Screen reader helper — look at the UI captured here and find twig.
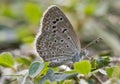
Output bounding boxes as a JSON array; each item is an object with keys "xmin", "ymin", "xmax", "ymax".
[{"xmin": 92, "ymin": 74, "xmax": 103, "ymax": 84}]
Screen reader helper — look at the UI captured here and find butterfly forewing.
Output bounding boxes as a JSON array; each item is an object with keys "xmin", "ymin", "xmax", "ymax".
[{"xmin": 35, "ymin": 5, "xmax": 81, "ymax": 64}]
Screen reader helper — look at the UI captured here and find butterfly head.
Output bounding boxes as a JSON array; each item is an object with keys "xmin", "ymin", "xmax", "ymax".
[{"xmin": 72, "ymin": 49, "xmax": 89, "ymax": 62}]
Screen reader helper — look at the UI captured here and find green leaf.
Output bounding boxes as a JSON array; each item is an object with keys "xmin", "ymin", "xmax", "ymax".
[
  {"xmin": 22, "ymin": 36, "xmax": 34, "ymax": 43},
  {"xmin": 39, "ymin": 69, "xmax": 55, "ymax": 84},
  {"xmin": 34, "ymin": 62, "xmax": 50, "ymax": 84},
  {"xmin": 17, "ymin": 75, "xmax": 33, "ymax": 84},
  {"xmin": 54, "ymin": 73, "xmax": 77, "ymax": 81},
  {"xmin": 96, "ymin": 56, "xmax": 110, "ymax": 68},
  {"xmin": 63, "ymin": 80, "xmax": 73, "ymax": 84},
  {"xmin": 16, "ymin": 27, "xmax": 34, "ymax": 43},
  {"xmin": 110, "ymin": 66, "xmax": 120, "ymax": 78},
  {"xmin": 1, "ymin": 5, "xmax": 16, "ymax": 18},
  {"xmin": 74, "ymin": 60, "xmax": 91, "ymax": 75},
  {"xmin": 24, "ymin": 3, "xmax": 42, "ymax": 24},
  {"xmin": 39, "ymin": 69, "xmax": 77, "ymax": 84},
  {"xmin": 106, "ymin": 67, "xmax": 115, "ymax": 78},
  {"xmin": 29, "ymin": 61, "xmax": 44, "ymax": 78},
  {"xmin": 84, "ymin": 3, "xmax": 96, "ymax": 16},
  {"xmin": 16, "ymin": 57, "xmax": 31, "ymax": 66},
  {"xmin": 44, "ymin": 80, "xmax": 57, "ymax": 84},
  {"xmin": 0, "ymin": 52, "xmax": 14, "ymax": 68},
  {"xmin": 91, "ymin": 58, "xmax": 97, "ymax": 70},
  {"xmin": 16, "ymin": 27, "xmax": 32, "ymax": 42}
]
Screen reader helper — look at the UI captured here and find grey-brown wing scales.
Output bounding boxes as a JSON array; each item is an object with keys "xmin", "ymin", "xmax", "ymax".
[{"xmin": 35, "ymin": 5, "xmax": 81, "ymax": 63}]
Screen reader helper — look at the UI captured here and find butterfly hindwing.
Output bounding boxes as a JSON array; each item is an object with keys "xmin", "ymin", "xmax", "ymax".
[{"xmin": 35, "ymin": 5, "xmax": 81, "ymax": 65}]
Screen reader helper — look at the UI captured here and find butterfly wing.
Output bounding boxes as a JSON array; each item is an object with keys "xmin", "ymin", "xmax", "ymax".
[{"xmin": 35, "ymin": 5, "xmax": 81, "ymax": 65}]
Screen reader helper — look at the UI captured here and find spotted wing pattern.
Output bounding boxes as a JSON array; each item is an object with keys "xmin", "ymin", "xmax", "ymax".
[{"xmin": 35, "ymin": 5, "xmax": 81, "ymax": 66}]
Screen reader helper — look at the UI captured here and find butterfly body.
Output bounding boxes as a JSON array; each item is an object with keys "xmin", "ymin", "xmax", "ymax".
[{"xmin": 35, "ymin": 5, "xmax": 82, "ymax": 67}]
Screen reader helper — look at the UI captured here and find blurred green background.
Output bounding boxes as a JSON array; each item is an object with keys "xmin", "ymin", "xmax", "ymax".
[
  {"xmin": 0, "ymin": 0, "xmax": 120, "ymax": 84},
  {"xmin": 0, "ymin": 0, "xmax": 120, "ymax": 59}
]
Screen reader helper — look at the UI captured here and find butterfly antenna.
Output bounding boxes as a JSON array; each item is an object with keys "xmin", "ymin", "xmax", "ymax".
[{"xmin": 83, "ymin": 37, "xmax": 102, "ymax": 49}]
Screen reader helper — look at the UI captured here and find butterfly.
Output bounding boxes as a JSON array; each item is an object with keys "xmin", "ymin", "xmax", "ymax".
[{"xmin": 34, "ymin": 5, "xmax": 88, "ymax": 67}]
